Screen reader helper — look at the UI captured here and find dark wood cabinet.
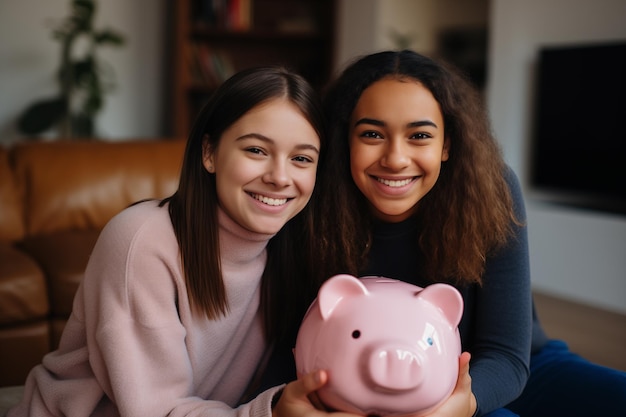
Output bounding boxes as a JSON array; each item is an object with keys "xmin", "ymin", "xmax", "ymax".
[{"xmin": 170, "ymin": 0, "xmax": 336, "ymax": 137}]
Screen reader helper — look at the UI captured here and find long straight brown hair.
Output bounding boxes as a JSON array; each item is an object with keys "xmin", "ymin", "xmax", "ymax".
[{"xmin": 162, "ymin": 66, "xmax": 326, "ymax": 343}]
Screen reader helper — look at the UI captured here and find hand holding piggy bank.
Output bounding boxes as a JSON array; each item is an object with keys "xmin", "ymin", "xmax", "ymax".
[{"xmin": 294, "ymin": 274, "xmax": 464, "ymax": 416}]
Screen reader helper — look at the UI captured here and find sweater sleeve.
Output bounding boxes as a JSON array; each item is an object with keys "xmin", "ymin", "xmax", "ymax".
[{"xmin": 467, "ymin": 168, "xmax": 532, "ymax": 416}]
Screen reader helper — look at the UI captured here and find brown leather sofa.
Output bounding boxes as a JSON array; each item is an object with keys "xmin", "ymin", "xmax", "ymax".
[{"xmin": 0, "ymin": 139, "xmax": 185, "ymax": 387}]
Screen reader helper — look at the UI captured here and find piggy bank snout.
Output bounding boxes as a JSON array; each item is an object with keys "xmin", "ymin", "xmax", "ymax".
[{"xmin": 367, "ymin": 343, "xmax": 424, "ymax": 392}]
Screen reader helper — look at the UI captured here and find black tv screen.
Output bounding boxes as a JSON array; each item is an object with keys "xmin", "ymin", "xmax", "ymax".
[{"xmin": 530, "ymin": 42, "xmax": 626, "ymax": 215}]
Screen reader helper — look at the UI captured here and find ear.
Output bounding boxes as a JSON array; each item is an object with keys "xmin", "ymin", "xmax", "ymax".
[
  {"xmin": 202, "ymin": 134, "xmax": 216, "ymax": 173},
  {"xmin": 318, "ymin": 274, "xmax": 369, "ymax": 321},
  {"xmin": 418, "ymin": 283, "xmax": 463, "ymax": 327}
]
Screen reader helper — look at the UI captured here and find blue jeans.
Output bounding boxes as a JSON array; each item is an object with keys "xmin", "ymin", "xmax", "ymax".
[{"xmin": 484, "ymin": 340, "xmax": 626, "ymax": 417}]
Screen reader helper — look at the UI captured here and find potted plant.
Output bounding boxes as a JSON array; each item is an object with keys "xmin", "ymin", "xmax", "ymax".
[{"xmin": 17, "ymin": 0, "xmax": 125, "ymax": 139}]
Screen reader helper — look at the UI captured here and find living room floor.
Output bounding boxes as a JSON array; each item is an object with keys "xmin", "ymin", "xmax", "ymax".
[{"xmin": 533, "ymin": 291, "xmax": 626, "ymax": 372}]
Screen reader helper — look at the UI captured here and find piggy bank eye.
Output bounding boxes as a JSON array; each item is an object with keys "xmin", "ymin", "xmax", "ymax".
[
  {"xmin": 418, "ymin": 324, "xmax": 438, "ymax": 350},
  {"xmin": 352, "ymin": 330, "xmax": 361, "ymax": 339}
]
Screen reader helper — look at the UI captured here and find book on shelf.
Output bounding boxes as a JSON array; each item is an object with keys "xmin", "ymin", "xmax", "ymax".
[
  {"xmin": 195, "ymin": 0, "xmax": 252, "ymax": 31},
  {"xmin": 189, "ymin": 43, "xmax": 235, "ymax": 88}
]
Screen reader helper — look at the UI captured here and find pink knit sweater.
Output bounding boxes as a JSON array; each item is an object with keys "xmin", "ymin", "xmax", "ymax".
[{"xmin": 8, "ymin": 201, "xmax": 282, "ymax": 416}]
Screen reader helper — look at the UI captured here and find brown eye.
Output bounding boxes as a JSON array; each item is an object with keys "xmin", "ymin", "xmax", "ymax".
[
  {"xmin": 409, "ymin": 132, "xmax": 432, "ymax": 140},
  {"xmin": 361, "ymin": 131, "xmax": 382, "ymax": 139}
]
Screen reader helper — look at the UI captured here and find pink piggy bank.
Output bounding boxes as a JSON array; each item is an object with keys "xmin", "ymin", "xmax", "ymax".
[{"xmin": 294, "ymin": 274, "xmax": 464, "ymax": 416}]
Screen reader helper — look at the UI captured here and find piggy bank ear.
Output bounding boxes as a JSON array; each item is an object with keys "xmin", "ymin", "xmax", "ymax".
[
  {"xmin": 318, "ymin": 274, "xmax": 369, "ymax": 320},
  {"xmin": 418, "ymin": 283, "xmax": 464, "ymax": 327}
]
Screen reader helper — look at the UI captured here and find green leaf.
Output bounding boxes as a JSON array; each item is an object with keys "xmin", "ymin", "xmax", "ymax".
[
  {"xmin": 94, "ymin": 29, "xmax": 125, "ymax": 46},
  {"xmin": 84, "ymin": 90, "xmax": 103, "ymax": 114},
  {"xmin": 72, "ymin": 0, "xmax": 95, "ymax": 21},
  {"xmin": 17, "ymin": 97, "xmax": 67, "ymax": 135},
  {"xmin": 72, "ymin": 58, "xmax": 97, "ymax": 85},
  {"xmin": 71, "ymin": 113, "xmax": 94, "ymax": 137}
]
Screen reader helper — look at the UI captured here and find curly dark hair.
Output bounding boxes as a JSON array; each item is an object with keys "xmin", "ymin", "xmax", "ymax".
[{"xmin": 313, "ymin": 50, "xmax": 520, "ymax": 285}]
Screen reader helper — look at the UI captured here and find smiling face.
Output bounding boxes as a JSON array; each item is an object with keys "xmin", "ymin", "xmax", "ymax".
[
  {"xmin": 349, "ymin": 78, "xmax": 449, "ymax": 222},
  {"xmin": 205, "ymin": 98, "xmax": 320, "ymax": 235}
]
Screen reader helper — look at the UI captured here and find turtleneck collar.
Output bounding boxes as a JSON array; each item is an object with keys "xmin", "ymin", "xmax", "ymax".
[
  {"xmin": 217, "ymin": 206, "xmax": 275, "ymax": 266},
  {"xmin": 371, "ymin": 215, "xmax": 418, "ymax": 239}
]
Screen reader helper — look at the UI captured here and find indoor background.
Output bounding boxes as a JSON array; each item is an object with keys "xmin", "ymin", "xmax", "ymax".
[{"xmin": 0, "ymin": 0, "xmax": 624, "ymax": 357}]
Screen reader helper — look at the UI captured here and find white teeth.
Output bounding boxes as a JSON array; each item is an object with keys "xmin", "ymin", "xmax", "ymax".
[
  {"xmin": 251, "ymin": 193, "xmax": 288, "ymax": 206},
  {"xmin": 377, "ymin": 178, "xmax": 412, "ymax": 187}
]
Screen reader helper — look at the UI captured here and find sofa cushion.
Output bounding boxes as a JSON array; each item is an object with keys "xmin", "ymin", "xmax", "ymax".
[
  {"xmin": 11, "ymin": 139, "xmax": 185, "ymax": 236},
  {"xmin": 0, "ymin": 243, "xmax": 48, "ymax": 325},
  {"xmin": 19, "ymin": 230, "xmax": 101, "ymax": 319}
]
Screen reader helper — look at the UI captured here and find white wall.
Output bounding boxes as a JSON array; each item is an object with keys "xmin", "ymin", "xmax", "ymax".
[
  {"xmin": 334, "ymin": 0, "xmax": 488, "ymax": 72},
  {"xmin": 0, "ymin": 0, "xmax": 167, "ymax": 144},
  {"xmin": 487, "ymin": 0, "xmax": 626, "ymax": 314}
]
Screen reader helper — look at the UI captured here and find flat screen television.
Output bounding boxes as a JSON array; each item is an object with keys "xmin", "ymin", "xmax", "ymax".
[{"xmin": 530, "ymin": 41, "xmax": 626, "ymax": 215}]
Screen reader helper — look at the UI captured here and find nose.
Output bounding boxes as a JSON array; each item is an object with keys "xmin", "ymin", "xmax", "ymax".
[
  {"xmin": 368, "ymin": 344, "xmax": 423, "ymax": 391},
  {"xmin": 380, "ymin": 139, "xmax": 410, "ymax": 170},
  {"xmin": 262, "ymin": 159, "xmax": 292, "ymax": 187}
]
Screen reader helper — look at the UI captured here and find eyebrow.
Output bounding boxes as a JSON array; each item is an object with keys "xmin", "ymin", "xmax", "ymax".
[
  {"xmin": 236, "ymin": 133, "xmax": 320, "ymax": 154},
  {"xmin": 354, "ymin": 117, "xmax": 439, "ymax": 129}
]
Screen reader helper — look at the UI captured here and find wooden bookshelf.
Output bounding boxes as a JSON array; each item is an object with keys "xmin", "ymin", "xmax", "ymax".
[{"xmin": 170, "ymin": 0, "xmax": 336, "ymax": 138}]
